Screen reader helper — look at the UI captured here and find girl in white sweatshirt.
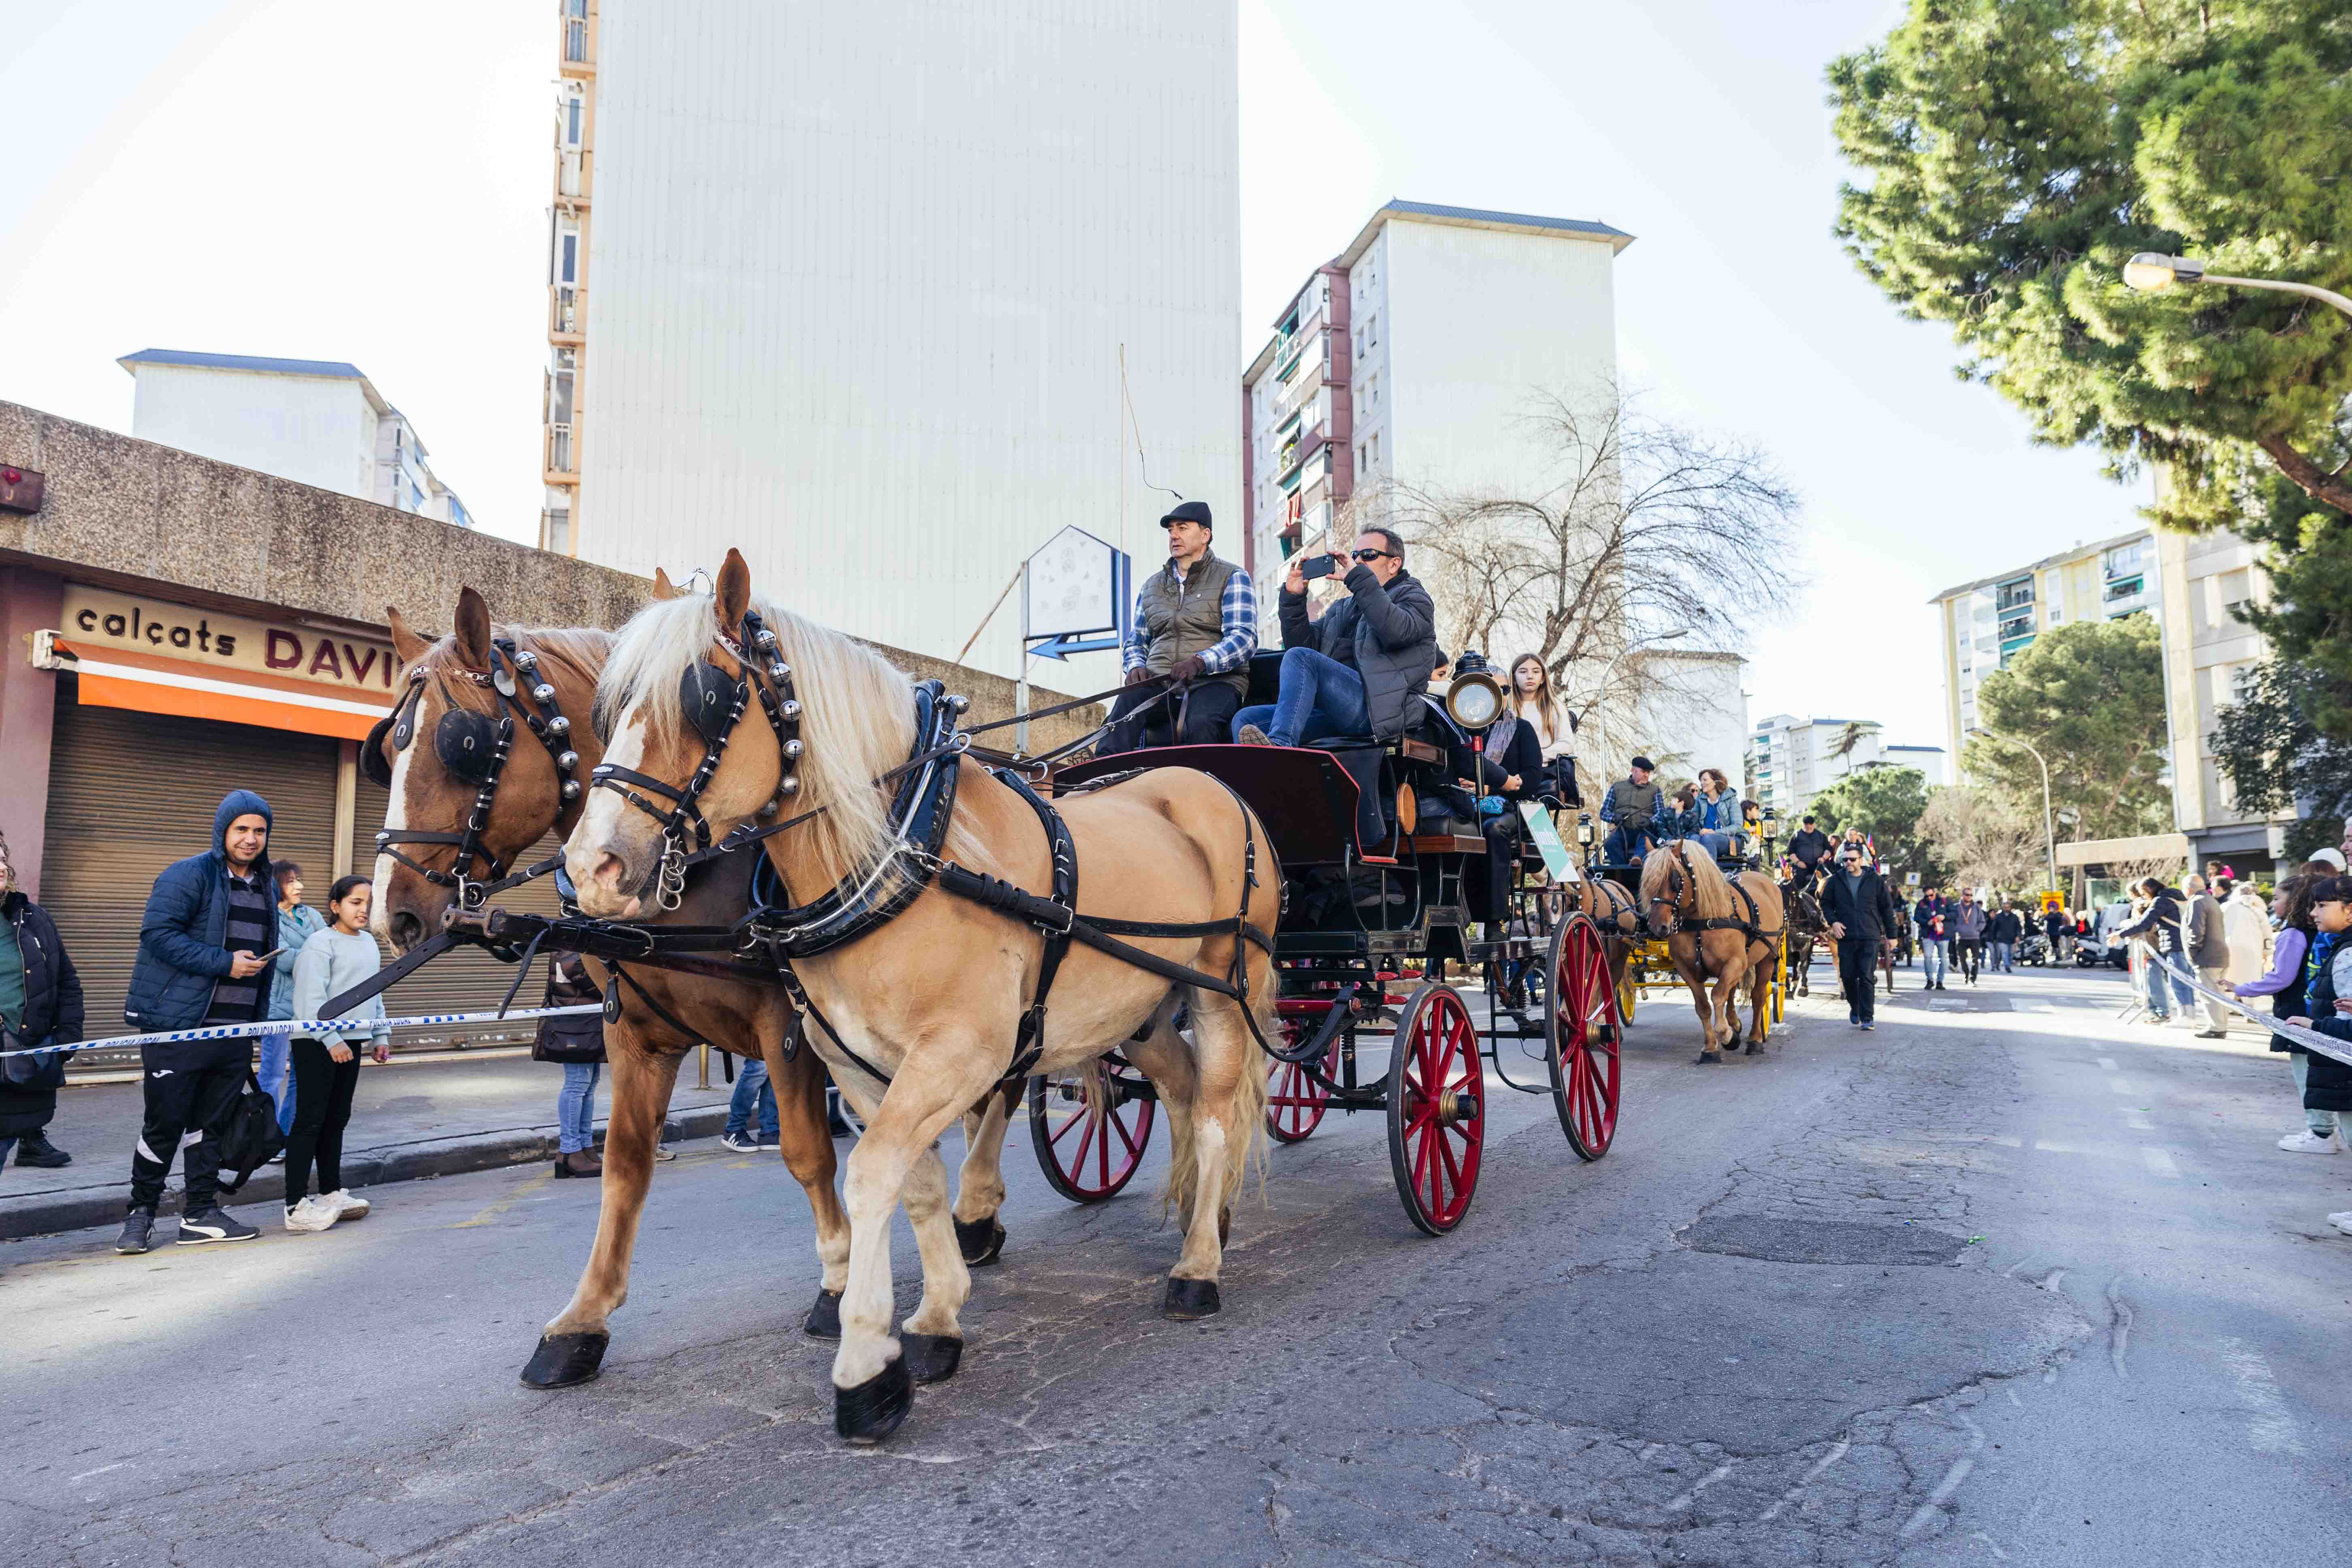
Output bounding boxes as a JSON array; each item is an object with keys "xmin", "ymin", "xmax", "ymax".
[{"xmin": 284, "ymin": 876, "xmax": 391, "ymax": 1233}]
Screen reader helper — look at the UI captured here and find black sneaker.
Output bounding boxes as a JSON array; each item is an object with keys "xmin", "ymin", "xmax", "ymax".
[
  {"xmin": 115, "ymin": 1210, "xmax": 156, "ymax": 1255},
  {"xmin": 176, "ymin": 1207, "xmax": 260, "ymax": 1245},
  {"xmin": 1861, "ymin": 1021, "xmax": 1876, "ymax": 1031},
  {"xmin": 719, "ymin": 1131, "xmax": 759, "ymax": 1152},
  {"xmin": 15, "ymin": 1134, "xmax": 71, "ymax": 1168}
]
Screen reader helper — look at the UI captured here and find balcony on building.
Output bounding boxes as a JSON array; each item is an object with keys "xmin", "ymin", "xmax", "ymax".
[
  {"xmin": 1996, "ymin": 610, "xmax": 2035, "ymax": 642},
  {"xmin": 559, "ymin": 0, "xmax": 594, "ymax": 76},
  {"xmin": 544, "ymin": 424, "xmax": 577, "ymax": 484},
  {"xmin": 1994, "ymin": 578, "xmax": 2035, "ymax": 614},
  {"xmin": 549, "ymin": 284, "xmax": 586, "ymax": 343}
]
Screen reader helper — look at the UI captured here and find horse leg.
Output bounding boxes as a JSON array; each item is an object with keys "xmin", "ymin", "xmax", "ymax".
[
  {"xmin": 1159, "ymin": 979, "xmax": 1270, "ymax": 1318},
  {"xmin": 949, "ymin": 1082, "xmax": 1018, "ymax": 1267},
  {"xmin": 828, "ymin": 1042, "xmax": 1000, "ymax": 1444},
  {"xmin": 1744, "ymin": 958, "xmax": 1770, "ymax": 1054},
  {"xmin": 770, "ymin": 1034, "xmax": 851, "ymax": 1339},
  {"xmin": 1681, "ymin": 950, "xmax": 1723, "ymax": 1065},
  {"xmin": 522, "ymin": 1026, "xmax": 680, "ymax": 1388},
  {"xmin": 896, "ymin": 1139, "xmax": 974, "ymax": 1385}
]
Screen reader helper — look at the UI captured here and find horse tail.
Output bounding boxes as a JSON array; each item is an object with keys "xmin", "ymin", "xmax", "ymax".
[{"xmin": 1222, "ymin": 977, "xmax": 1273, "ymax": 1213}]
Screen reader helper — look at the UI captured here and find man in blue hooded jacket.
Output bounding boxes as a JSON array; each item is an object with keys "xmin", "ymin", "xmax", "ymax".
[{"xmin": 116, "ymin": 789, "xmax": 279, "ymax": 1255}]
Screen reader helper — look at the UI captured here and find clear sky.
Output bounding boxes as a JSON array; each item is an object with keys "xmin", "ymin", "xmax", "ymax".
[{"xmin": 0, "ymin": 0, "xmax": 2147, "ymax": 748}]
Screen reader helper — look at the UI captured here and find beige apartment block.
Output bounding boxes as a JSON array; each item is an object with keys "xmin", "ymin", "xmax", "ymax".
[{"xmin": 2152, "ymin": 523, "xmax": 2290, "ymax": 873}]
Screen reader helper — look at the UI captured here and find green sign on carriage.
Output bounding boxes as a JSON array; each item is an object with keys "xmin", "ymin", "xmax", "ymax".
[{"xmin": 1520, "ymin": 801, "xmax": 1577, "ymax": 880}]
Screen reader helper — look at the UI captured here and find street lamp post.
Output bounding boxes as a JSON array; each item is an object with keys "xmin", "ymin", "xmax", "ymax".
[
  {"xmin": 1970, "ymin": 726, "xmax": 2058, "ymax": 895},
  {"xmin": 2124, "ymin": 253, "xmax": 2352, "ymax": 320}
]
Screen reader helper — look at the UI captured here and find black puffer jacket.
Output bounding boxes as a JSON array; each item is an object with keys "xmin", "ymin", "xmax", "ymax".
[
  {"xmin": 1, "ymin": 890, "xmax": 86, "ymax": 1137},
  {"xmin": 1278, "ymin": 566, "xmax": 1438, "ymax": 741}
]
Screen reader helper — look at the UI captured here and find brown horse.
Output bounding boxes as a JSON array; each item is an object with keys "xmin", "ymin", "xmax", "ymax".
[
  {"xmin": 1562, "ymin": 873, "xmax": 1640, "ymax": 1014},
  {"xmin": 368, "ymin": 583, "xmax": 1017, "ymax": 1390},
  {"xmin": 1638, "ymin": 840, "xmax": 1785, "ymax": 1063},
  {"xmin": 565, "ymin": 551, "xmax": 1274, "ymax": 1442}
]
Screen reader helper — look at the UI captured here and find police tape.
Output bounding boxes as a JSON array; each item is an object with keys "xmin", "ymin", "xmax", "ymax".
[
  {"xmin": 2147, "ymin": 951, "xmax": 2352, "ymax": 1070},
  {"xmin": 0, "ymin": 1005, "xmax": 605, "ymax": 1061}
]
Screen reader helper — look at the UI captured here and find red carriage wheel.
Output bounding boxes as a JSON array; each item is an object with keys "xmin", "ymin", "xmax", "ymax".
[
  {"xmin": 1267, "ymin": 1012, "xmax": 1339, "ymax": 1143},
  {"xmin": 1546, "ymin": 913, "xmax": 1623, "ymax": 1161},
  {"xmin": 1384, "ymin": 983, "xmax": 1484, "ymax": 1235},
  {"xmin": 1028, "ymin": 1059, "xmax": 1156, "ymax": 1203}
]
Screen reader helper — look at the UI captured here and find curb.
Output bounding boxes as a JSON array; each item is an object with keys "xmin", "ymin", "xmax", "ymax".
[{"xmin": 0, "ymin": 1105, "xmax": 734, "ymax": 1242}]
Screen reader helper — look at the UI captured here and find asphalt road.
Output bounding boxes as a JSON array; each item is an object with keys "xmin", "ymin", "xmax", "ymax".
[{"xmin": 5, "ymin": 958, "xmax": 2348, "ymax": 1566}]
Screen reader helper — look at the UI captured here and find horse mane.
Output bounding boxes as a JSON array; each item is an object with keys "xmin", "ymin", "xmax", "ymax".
[
  {"xmin": 1640, "ymin": 838, "xmax": 1735, "ymax": 919},
  {"xmin": 597, "ymin": 587, "xmax": 962, "ymax": 891}
]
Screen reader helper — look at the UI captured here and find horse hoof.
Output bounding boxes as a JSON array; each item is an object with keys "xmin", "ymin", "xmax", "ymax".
[
  {"xmin": 1744, "ymin": 1041, "xmax": 1764, "ymax": 1056},
  {"xmin": 834, "ymin": 1357, "xmax": 914, "ymax": 1444},
  {"xmin": 954, "ymin": 1215, "xmax": 1006, "ymax": 1267},
  {"xmin": 519, "ymin": 1331, "xmax": 609, "ymax": 1388},
  {"xmin": 804, "ymin": 1288, "xmax": 843, "ymax": 1340},
  {"xmin": 901, "ymin": 1332, "xmax": 965, "ymax": 1384},
  {"xmin": 1693, "ymin": 1052, "xmax": 1723, "ymax": 1066},
  {"xmin": 1163, "ymin": 1276, "xmax": 1222, "ymax": 1320}
]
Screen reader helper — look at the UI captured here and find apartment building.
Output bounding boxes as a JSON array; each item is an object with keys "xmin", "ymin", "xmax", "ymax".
[
  {"xmin": 118, "ymin": 349, "xmax": 473, "ymax": 529},
  {"xmin": 539, "ymin": 0, "xmax": 1239, "ymax": 688},
  {"xmin": 1929, "ymin": 528, "xmax": 2158, "ymax": 762},
  {"xmin": 1746, "ymin": 714, "xmax": 1944, "ymax": 823},
  {"xmin": 2150, "ymin": 511, "xmax": 2291, "ymax": 870},
  {"xmin": 1240, "ymin": 200, "xmax": 1633, "ymax": 632}
]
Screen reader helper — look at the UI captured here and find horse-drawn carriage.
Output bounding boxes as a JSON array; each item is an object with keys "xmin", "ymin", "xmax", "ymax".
[{"xmin": 1026, "ymin": 649, "xmax": 1624, "ymax": 1233}]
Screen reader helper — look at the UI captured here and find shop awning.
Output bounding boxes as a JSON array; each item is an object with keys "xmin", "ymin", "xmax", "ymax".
[{"xmin": 57, "ymin": 640, "xmax": 392, "ymax": 742}]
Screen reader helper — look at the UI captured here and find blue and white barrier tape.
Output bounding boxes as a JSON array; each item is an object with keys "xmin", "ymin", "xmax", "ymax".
[
  {"xmin": 2149, "ymin": 951, "xmax": 2352, "ymax": 1069},
  {"xmin": 0, "ymin": 1005, "xmax": 604, "ymax": 1061}
]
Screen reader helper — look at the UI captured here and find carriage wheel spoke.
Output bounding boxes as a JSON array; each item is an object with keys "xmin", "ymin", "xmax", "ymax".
[{"xmin": 1048, "ymin": 1104, "xmax": 1084, "ymax": 1147}]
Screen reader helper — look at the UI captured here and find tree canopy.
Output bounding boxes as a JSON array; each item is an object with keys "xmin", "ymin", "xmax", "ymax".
[
  {"xmin": 1830, "ymin": 0, "xmax": 2352, "ymax": 533},
  {"xmin": 1966, "ymin": 615, "xmax": 2172, "ymax": 840},
  {"xmin": 1806, "ymin": 766, "xmax": 1939, "ymax": 883}
]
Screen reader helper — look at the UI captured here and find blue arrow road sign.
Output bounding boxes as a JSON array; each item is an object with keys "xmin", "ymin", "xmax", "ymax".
[{"xmin": 1028, "ymin": 632, "xmax": 1122, "ymax": 661}]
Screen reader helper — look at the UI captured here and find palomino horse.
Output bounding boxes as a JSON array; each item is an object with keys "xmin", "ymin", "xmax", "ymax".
[
  {"xmin": 1638, "ymin": 840, "xmax": 1785, "ymax": 1063},
  {"xmin": 1563, "ymin": 873, "xmax": 1641, "ymax": 1013},
  {"xmin": 366, "ymin": 583, "xmax": 1020, "ymax": 1390},
  {"xmin": 565, "ymin": 551, "xmax": 1275, "ymax": 1443}
]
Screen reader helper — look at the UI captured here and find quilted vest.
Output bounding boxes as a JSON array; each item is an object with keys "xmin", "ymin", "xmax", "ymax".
[{"xmin": 1137, "ymin": 553, "xmax": 1248, "ymax": 696}]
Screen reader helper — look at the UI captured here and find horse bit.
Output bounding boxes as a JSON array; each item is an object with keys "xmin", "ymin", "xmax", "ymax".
[
  {"xmin": 588, "ymin": 610, "xmax": 804, "ymax": 911},
  {"xmin": 367, "ymin": 638, "xmax": 582, "ymax": 909}
]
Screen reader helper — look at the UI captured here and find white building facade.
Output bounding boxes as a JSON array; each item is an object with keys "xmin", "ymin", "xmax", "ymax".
[
  {"xmin": 555, "ymin": 0, "xmax": 1241, "ymax": 687},
  {"xmin": 1242, "ymin": 201, "xmax": 1632, "ymax": 641},
  {"xmin": 119, "ymin": 349, "xmax": 472, "ymax": 528},
  {"xmin": 1745, "ymin": 713, "xmax": 1943, "ymax": 823}
]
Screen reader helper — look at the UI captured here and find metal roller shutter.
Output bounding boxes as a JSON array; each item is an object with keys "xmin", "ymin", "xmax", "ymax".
[
  {"xmin": 43, "ymin": 679, "xmax": 341, "ymax": 1050},
  {"xmin": 349, "ymin": 775, "xmax": 569, "ymax": 1045}
]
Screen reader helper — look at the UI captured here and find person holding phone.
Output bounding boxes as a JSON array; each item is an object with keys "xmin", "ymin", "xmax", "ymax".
[
  {"xmin": 1234, "ymin": 527, "xmax": 1436, "ymax": 751},
  {"xmin": 117, "ymin": 790, "xmax": 280, "ymax": 1255},
  {"xmin": 1100, "ymin": 500, "xmax": 1258, "ymax": 753},
  {"xmin": 283, "ymin": 876, "xmax": 391, "ymax": 1233}
]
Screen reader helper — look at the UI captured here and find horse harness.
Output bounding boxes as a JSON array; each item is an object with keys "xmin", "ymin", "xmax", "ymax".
[
  {"xmin": 1655, "ymin": 841, "xmax": 1782, "ymax": 946},
  {"xmin": 365, "ymin": 637, "xmax": 582, "ymax": 908}
]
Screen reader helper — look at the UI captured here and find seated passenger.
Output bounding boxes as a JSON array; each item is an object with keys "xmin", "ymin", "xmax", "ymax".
[
  {"xmin": 1449, "ymin": 682, "xmax": 1548, "ymax": 933},
  {"xmin": 1508, "ymin": 654, "xmax": 1580, "ymax": 806},
  {"xmin": 1693, "ymin": 767, "xmax": 1741, "ymax": 860},
  {"xmin": 1598, "ymin": 756, "xmax": 1668, "ymax": 864},
  {"xmin": 1233, "ymin": 527, "xmax": 1437, "ymax": 753},
  {"xmin": 1100, "ymin": 500, "xmax": 1257, "ymax": 753}
]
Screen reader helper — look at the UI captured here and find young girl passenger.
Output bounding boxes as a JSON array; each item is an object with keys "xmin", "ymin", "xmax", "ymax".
[{"xmin": 284, "ymin": 876, "xmax": 391, "ymax": 1234}]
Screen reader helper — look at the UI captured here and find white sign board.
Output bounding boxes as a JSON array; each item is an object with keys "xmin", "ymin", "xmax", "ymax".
[{"xmin": 1024, "ymin": 526, "xmax": 1122, "ymax": 639}]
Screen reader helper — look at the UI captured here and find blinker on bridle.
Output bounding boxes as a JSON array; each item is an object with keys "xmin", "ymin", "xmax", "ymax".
[
  {"xmin": 589, "ymin": 609, "xmax": 804, "ymax": 911},
  {"xmin": 366, "ymin": 637, "xmax": 582, "ymax": 908}
]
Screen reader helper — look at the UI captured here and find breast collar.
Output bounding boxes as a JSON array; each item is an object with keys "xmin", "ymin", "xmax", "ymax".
[{"xmin": 742, "ymin": 681, "xmax": 962, "ymax": 960}]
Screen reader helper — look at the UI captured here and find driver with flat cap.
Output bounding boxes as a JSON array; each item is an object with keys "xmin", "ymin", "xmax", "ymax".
[{"xmin": 1099, "ymin": 499, "xmax": 1258, "ymax": 754}]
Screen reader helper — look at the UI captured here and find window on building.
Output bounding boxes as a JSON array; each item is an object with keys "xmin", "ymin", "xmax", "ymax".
[
  {"xmin": 1367, "ymin": 433, "xmax": 1380, "ymax": 472},
  {"xmin": 565, "ymin": 96, "xmax": 583, "ymax": 146},
  {"xmin": 1366, "ymin": 312, "xmax": 1379, "ymax": 348}
]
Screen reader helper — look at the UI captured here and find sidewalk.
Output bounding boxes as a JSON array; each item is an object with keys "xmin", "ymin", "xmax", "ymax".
[{"xmin": 0, "ymin": 1050, "xmax": 761, "ymax": 1240}]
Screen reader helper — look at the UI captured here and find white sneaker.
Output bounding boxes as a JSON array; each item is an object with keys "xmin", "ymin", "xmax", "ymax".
[
  {"xmin": 2331, "ymin": 1213, "xmax": 2352, "ymax": 1237},
  {"xmin": 322, "ymin": 1189, "xmax": 370, "ymax": 1220},
  {"xmin": 2276, "ymin": 1130, "xmax": 2341, "ymax": 1154},
  {"xmin": 284, "ymin": 1195, "xmax": 343, "ymax": 1233}
]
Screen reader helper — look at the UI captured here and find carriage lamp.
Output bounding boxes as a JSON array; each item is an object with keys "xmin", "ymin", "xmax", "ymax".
[
  {"xmin": 1575, "ymin": 816, "xmax": 1594, "ymax": 846},
  {"xmin": 1444, "ymin": 652, "xmax": 1505, "ymax": 731}
]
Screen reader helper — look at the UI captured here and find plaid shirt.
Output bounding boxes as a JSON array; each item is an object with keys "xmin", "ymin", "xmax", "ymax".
[{"xmin": 1122, "ymin": 559, "xmax": 1259, "ymax": 675}]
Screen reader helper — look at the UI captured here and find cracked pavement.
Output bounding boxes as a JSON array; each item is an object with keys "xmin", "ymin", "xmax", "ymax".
[{"xmin": 6, "ymin": 963, "xmax": 2349, "ymax": 1564}]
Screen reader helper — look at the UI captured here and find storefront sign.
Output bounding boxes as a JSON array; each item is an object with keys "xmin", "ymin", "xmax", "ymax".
[{"xmin": 61, "ymin": 587, "xmax": 398, "ymax": 694}]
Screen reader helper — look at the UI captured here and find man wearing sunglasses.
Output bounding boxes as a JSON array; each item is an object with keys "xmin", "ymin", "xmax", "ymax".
[
  {"xmin": 1101, "ymin": 499, "xmax": 1257, "ymax": 753},
  {"xmin": 1234, "ymin": 528, "xmax": 1437, "ymax": 760}
]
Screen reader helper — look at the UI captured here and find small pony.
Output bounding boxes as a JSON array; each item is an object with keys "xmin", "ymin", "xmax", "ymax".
[{"xmin": 1639, "ymin": 840, "xmax": 1785, "ymax": 1063}]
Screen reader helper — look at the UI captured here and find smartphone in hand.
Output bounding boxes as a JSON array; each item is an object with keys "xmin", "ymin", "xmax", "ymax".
[{"xmin": 1300, "ymin": 554, "xmax": 1339, "ymax": 581}]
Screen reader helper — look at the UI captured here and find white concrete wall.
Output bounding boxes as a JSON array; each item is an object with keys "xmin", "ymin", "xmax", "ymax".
[
  {"xmin": 127, "ymin": 366, "xmax": 374, "ymax": 499},
  {"xmin": 1621, "ymin": 652, "xmax": 1746, "ymax": 791},
  {"xmin": 579, "ymin": 0, "xmax": 1241, "ymax": 687}
]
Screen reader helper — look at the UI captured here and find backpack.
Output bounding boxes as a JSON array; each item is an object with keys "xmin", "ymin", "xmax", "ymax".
[{"xmin": 211, "ymin": 1071, "xmax": 288, "ymax": 1196}]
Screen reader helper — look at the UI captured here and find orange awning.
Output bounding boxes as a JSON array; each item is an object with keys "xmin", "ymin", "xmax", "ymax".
[{"xmin": 61, "ymin": 641, "xmax": 393, "ymax": 742}]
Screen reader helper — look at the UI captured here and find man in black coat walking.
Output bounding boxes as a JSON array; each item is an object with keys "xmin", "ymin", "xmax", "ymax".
[
  {"xmin": 0, "ymin": 829, "xmax": 85, "ymax": 1169},
  {"xmin": 1819, "ymin": 842, "xmax": 1898, "ymax": 1029}
]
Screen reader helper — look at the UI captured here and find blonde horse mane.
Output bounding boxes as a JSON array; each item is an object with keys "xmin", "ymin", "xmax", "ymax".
[
  {"xmin": 597, "ymin": 587, "xmax": 951, "ymax": 890},
  {"xmin": 1640, "ymin": 839, "xmax": 1736, "ymax": 922}
]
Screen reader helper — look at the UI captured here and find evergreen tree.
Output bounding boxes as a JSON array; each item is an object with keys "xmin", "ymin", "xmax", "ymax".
[{"xmin": 1966, "ymin": 617, "xmax": 2171, "ymax": 840}]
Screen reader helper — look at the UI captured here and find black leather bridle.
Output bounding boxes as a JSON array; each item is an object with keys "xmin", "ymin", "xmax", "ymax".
[
  {"xmin": 365, "ymin": 638, "xmax": 582, "ymax": 909},
  {"xmin": 589, "ymin": 610, "xmax": 804, "ymax": 911}
]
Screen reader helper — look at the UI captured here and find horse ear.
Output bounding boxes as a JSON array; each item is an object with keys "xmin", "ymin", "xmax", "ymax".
[
  {"xmin": 650, "ymin": 566, "xmax": 680, "ymax": 602},
  {"xmin": 716, "ymin": 548, "xmax": 751, "ymax": 629},
  {"xmin": 453, "ymin": 586, "xmax": 493, "ymax": 670},
  {"xmin": 387, "ymin": 607, "xmax": 430, "ymax": 670}
]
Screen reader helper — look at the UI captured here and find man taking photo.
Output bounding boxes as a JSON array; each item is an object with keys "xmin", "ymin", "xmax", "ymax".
[
  {"xmin": 117, "ymin": 790, "xmax": 279, "ymax": 1254},
  {"xmin": 1821, "ymin": 843, "xmax": 1898, "ymax": 1029},
  {"xmin": 1234, "ymin": 526, "xmax": 1435, "ymax": 750},
  {"xmin": 1100, "ymin": 499, "xmax": 1257, "ymax": 753}
]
